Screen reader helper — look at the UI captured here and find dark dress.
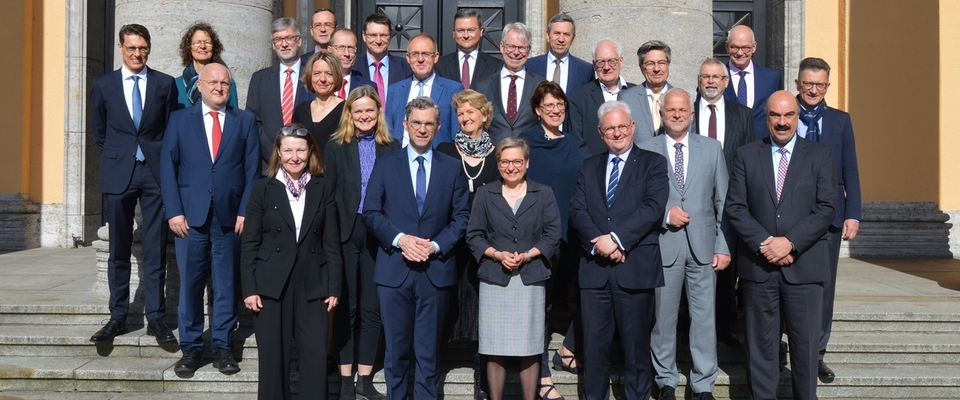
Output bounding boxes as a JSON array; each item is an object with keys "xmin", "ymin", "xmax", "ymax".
[
  {"xmin": 436, "ymin": 140, "xmax": 499, "ymax": 341},
  {"xmin": 293, "ymin": 100, "xmax": 345, "ymax": 152}
]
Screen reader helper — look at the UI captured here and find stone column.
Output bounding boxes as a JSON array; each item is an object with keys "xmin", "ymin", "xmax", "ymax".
[
  {"xmin": 559, "ymin": 0, "xmax": 713, "ymax": 93},
  {"xmin": 114, "ymin": 0, "xmax": 276, "ymax": 108}
]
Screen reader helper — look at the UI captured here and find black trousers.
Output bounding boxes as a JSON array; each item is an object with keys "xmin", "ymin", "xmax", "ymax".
[{"xmin": 335, "ymin": 217, "xmax": 382, "ymax": 366}]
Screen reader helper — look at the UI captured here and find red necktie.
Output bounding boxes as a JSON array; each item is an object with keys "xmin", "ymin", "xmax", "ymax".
[
  {"xmin": 708, "ymin": 104, "xmax": 717, "ymax": 139},
  {"xmin": 281, "ymin": 69, "xmax": 294, "ymax": 124},
  {"xmin": 461, "ymin": 54, "xmax": 471, "ymax": 89},
  {"xmin": 210, "ymin": 111, "xmax": 221, "ymax": 161},
  {"xmin": 339, "ymin": 79, "xmax": 347, "ymax": 99},
  {"xmin": 373, "ymin": 61, "xmax": 385, "ymax": 102},
  {"xmin": 507, "ymin": 75, "xmax": 519, "ymax": 124}
]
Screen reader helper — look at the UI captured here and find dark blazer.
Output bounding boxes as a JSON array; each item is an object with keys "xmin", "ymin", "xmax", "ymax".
[
  {"xmin": 91, "ymin": 67, "xmax": 179, "ymax": 193},
  {"xmin": 435, "ymin": 50, "xmax": 503, "ymax": 89},
  {"xmin": 362, "ymin": 149, "xmax": 471, "ymax": 288},
  {"xmin": 569, "ymin": 145, "xmax": 669, "ymax": 290},
  {"xmin": 723, "ymin": 63, "xmax": 783, "ymax": 140},
  {"xmin": 466, "ymin": 180, "xmax": 561, "ymax": 286},
  {"xmin": 818, "ymin": 107, "xmax": 861, "ymax": 228},
  {"xmin": 345, "ymin": 70, "xmax": 376, "ymax": 94},
  {"xmin": 324, "ymin": 137, "xmax": 402, "ymax": 242},
  {"xmin": 693, "ymin": 97, "xmax": 756, "ymax": 173},
  {"xmin": 355, "ymin": 53, "xmax": 414, "ymax": 88},
  {"xmin": 240, "ymin": 176, "xmax": 342, "ymax": 301},
  {"xmin": 384, "ymin": 74, "xmax": 463, "ymax": 144},
  {"xmin": 160, "ymin": 104, "xmax": 262, "ymax": 226},
  {"xmin": 245, "ymin": 63, "xmax": 316, "ymax": 163},
  {"xmin": 569, "ymin": 79, "xmax": 636, "ymax": 158},
  {"xmin": 724, "ymin": 136, "xmax": 837, "ymax": 285},
  {"xmin": 526, "ymin": 54, "xmax": 595, "ymax": 93},
  {"xmin": 473, "ymin": 69, "xmax": 547, "ymax": 144}
]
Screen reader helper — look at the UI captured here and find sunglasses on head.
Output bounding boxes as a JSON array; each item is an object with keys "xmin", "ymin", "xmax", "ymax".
[{"xmin": 280, "ymin": 126, "xmax": 309, "ymax": 137}]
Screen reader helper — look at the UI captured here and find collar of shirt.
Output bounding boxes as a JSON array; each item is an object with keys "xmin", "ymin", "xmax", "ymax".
[
  {"xmin": 369, "ymin": 53, "xmax": 389, "ymax": 69},
  {"xmin": 728, "ymin": 60, "xmax": 754, "ymax": 75},
  {"xmin": 406, "ymin": 145, "xmax": 433, "ymax": 164},
  {"xmin": 546, "ymin": 51, "xmax": 568, "ymax": 65},
  {"xmin": 500, "ymin": 67, "xmax": 526, "ymax": 80},
  {"xmin": 280, "ymin": 61, "xmax": 302, "ymax": 75},
  {"xmin": 666, "ymin": 133, "xmax": 689, "ymax": 172},
  {"xmin": 406, "ymin": 145, "xmax": 433, "ymax": 192},
  {"xmin": 459, "ymin": 48, "xmax": 479, "ymax": 61},
  {"xmin": 273, "ymin": 169, "xmax": 312, "ymax": 187},
  {"xmin": 412, "ymin": 73, "xmax": 437, "ymax": 91},
  {"xmin": 201, "ymin": 102, "xmax": 223, "ymax": 115},
  {"xmin": 771, "ymin": 131, "xmax": 798, "ymax": 156},
  {"xmin": 607, "ymin": 146, "xmax": 633, "ymax": 163},
  {"xmin": 643, "ymin": 81, "xmax": 669, "ymax": 96},
  {"xmin": 121, "ymin": 65, "xmax": 148, "ymax": 81},
  {"xmin": 698, "ymin": 97, "xmax": 724, "ymax": 114},
  {"xmin": 599, "ymin": 76, "xmax": 628, "ymax": 96}
]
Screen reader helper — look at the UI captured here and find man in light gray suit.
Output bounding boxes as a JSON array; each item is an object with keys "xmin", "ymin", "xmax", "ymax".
[
  {"xmin": 474, "ymin": 22, "xmax": 546, "ymax": 144},
  {"xmin": 618, "ymin": 40, "xmax": 674, "ymax": 144},
  {"xmin": 640, "ymin": 88, "xmax": 730, "ymax": 400}
]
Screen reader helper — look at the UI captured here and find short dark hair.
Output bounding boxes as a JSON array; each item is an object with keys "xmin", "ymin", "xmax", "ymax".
[
  {"xmin": 547, "ymin": 13, "xmax": 576, "ymax": 35},
  {"xmin": 178, "ymin": 22, "xmax": 225, "ymax": 67},
  {"xmin": 529, "ymin": 81, "xmax": 568, "ymax": 115},
  {"xmin": 363, "ymin": 13, "xmax": 392, "ymax": 33},
  {"xmin": 405, "ymin": 96, "xmax": 441, "ymax": 121},
  {"xmin": 454, "ymin": 8, "xmax": 482, "ymax": 24},
  {"xmin": 118, "ymin": 24, "xmax": 151, "ymax": 47},
  {"xmin": 637, "ymin": 40, "xmax": 671, "ymax": 64},
  {"xmin": 798, "ymin": 57, "xmax": 831, "ymax": 78},
  {"xmin": 313, "ymin": 7, "xmax": 337, "ymax": 22}
]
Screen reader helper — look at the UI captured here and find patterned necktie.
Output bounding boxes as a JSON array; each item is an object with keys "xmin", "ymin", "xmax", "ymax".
[
  {"xmin": 707, "ymin": 104, "xmax": 718, "ymax": 139},
  {"xmin": 131, "ymin": 76, "xmax": 145, "ymax": 161},
  {"xmin": 281, "ymin": 68, "xmax": 294, "ymax": 124},
  {"xmin": 210, "ymin": 111, "xmax": 221, "ymax": 161},
  {"xmin": 461, "ymin": 53, "xmax": 471, "ymax": 90},
  {"xmin": 674, "ymin": 143, "xmax": 685, "ymax": 193},
  {"xmin": 552, "ymin": 59, "xmax": 562, "ymax": 84},
  {"xmin": 776, "ymin": 147, "xmax": 789, "ymax": 202},
  {"xmin": 507, "ymin": 75, "xmax": 519, "ymax": 124},
  {"xmin": 737, "ymin": 71, "xmax": 748, "ymax": 106},
  {"xmin": 415, "ymin": 156, "xmax": 426, "ymax": 214},
  {"xmin": 651, "ymin": 93, "xmax": 662, "ymax": 132},
  {"xmin": 607, "ymin": 157, "xmax": 621, "ymax": 207},
  {"xmin": 338, "ymin": 79, "xmax": 347, "ymax": 99},
  {"xmin": 373, "ymin": 61, "xmax": 385, "ymax": 102}
]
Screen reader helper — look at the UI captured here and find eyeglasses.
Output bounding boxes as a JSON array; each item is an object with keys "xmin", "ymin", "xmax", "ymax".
[
  {"xmin": 407, "ymin": 121, "xmax": 437, "ymax": 130},
  {"xmin": 501, "ymin": 43, "xmax": 531, "ymax": 54},
  {"xmin": 498, "ymin": 159, "xmax": 526, "ymax": 168},
  {"xmin": 191, "ymin": 40, "xmax": 212, "ymax": 48},
  {"xmin": 331, "ymin": 45, "xmax": 358, "ymax": 54},
  {"xmin": 593, "ymin": 58, "xmax": 621, "ymax": 68},
  {"xmin": 641, "ymin": 60, "xmax": 669, "ymax": 69},
  {"xmin": 312, "ymin": 22, "xmax": 336, "ymax": 30},
  {"xmin": 540, "ymin": 102, "xmax": 567, "ymax": 111},
  {"xmin": 364, "ymin": 33, "xmax": 391, "ymax": 41},
  {"xmin": 799, "ymin": 81, "xmax": 830, "ymax": 91},
  {"xmin": 454, "ymin": 27, "xmax": 479, "ymax": 35},
  {"xmin": 602, "ymin": 124, "xmax": 633, "ymax": 135},
  {"xmin": 406, "ymin": 51, "xmax": 437, "ymax": 60},
  {"xmin": 272, "ymin": 36, "xmax": 301, "ymax": 45},
  {"xmin": 122, "ymin": 46, "xmax": 150, "ymax": 55},
  {"xmin": 280, "ymin": 126, "xmax": 310, "ymax": 137},
  {"xmin": 202, "ymin": 80, "xmax": 231, "ymax": 88},
  {"xmin": 698, "ymin": 74, "xmax": 728, "ymax": 81},
  {"xmin": 728, "ymin": 45, "xmax": 754, "ymax": 54}
]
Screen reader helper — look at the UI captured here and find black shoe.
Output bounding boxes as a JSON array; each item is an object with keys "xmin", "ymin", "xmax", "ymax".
[
  {"xmin": 659, "ymin": 386, "xmax": 676, "ymax": 400},
  {"xmin": 213, "ymin": 348, "xmax": 240, "ymax": 374},
  {"xmin": 818, "ymin": 360, "xmax": 836, "ymax": 383},
  {"xmin": 356, "ymin": 374, "xmax": 385, "ymax": 400},
  {"xmin": 90, "ymin": 319, "xmax": 128, "ymax": 343},
  {"xmin": 339, "ymin": 374, "xmax": 356, "ymax": 400},
  {"xmin": 697, "ymin": 393, "xmax": 716, "ymax": 400},
  {"xmin": 146, "ymin": 319, "xmax": 177, "ymax": 344},
  {"xmin": 174, "ymin": 348, "xmax": 203, "ymax": 373},
  {"xmin": 718, "ymin": 331, "xmax": 744, "ymax": 348}
]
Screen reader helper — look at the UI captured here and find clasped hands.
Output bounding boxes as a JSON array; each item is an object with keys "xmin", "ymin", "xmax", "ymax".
[
  {"xmin": 398, "ymin": 234, "xmax": 436, "ymax": 262},
  {"xmin": 761, "ymin": 236, "xmax": 795, "ymax": 266},
  {"xmin": 592, "ymin": 234, "xmax": 625, "ymax": 263},
  {"xmin": 492, "ymin": 250, "xmax": 530, "ymax": 270}
]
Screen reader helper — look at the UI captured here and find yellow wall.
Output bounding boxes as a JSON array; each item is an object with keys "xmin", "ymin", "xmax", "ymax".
[
  {"xmin": 0, "ymin": 2, "xmax": 25, "ymax": 193},
  {"xmin": 848, "ymin": 0, "xmax": 938, "ymax": 202},
  {"xmin": 940, "ymin": 1, "xmax": 960, "ymax": 209},
  {"xmin": 35, "ymin": 1, "xmax": 65, "ymax": 203},
  {"xmin": 804, "ymin": 0, "xmax": 845, "ymax": 109}
]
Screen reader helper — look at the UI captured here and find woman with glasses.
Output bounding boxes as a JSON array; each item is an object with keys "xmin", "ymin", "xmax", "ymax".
[
  {"xmin": 467, "ymin": 137, "xmax": 561, "ymax": 400},
  {"xmin": 175, "ymin": 22, "xmax": 238, "ymax": 109},
  {"xmin": 240, "ymin": 123, "xmax": 341, "ymax": 399},
  {"xmin": 323, "ymin": 85, "xmax": 399, "ymax": 400},
  {"xmin": 518, "ymin": 81, "xmax": 585, "ymax": 400},
  {"xmin": 295, "ymin": 51, "xmax": 345, "ymax": 152}
]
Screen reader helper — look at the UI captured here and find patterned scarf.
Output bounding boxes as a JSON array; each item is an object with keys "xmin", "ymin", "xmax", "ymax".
[
  {"xmin": 181, "ymin": 64, "xmax": 202, "ymax": 106},
  {"xmin": 797, "ymin": 96, "xmax": 827, "ymax": 142},
  {"xmin": 454, "ymin": 131, "xmax": 493, "ymax": 158},
  {"xmin": 282, "ymin": 171, "xmax": 310, "ymax": 200}
]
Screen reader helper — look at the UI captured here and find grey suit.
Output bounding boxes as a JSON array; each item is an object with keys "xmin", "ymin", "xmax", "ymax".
[
  {"xmin": 618, "ymin": 82, "xmax": 673, "ymax": 144},
  {"xmin": 473, "ymin": 69, "xmax": 546, "ymax": 145},
  {"xmin": 640, "ymin": 133, "xmax": 728, "ymax": 394}
]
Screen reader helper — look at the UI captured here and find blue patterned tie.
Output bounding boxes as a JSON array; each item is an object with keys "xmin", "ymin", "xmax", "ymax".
[
  {"xmin": 415, "ymin": 156, "xmax": 426, "ymax": 214},
  {"xmin": 736, "ymin": 71, "xmax": 748, "ymax": 106},
  {"xmin": 606, "ymin": 157, "xmax": 621, "ymax": 207},
  {"xmin": 132, "ymin": 76, "xmax": 145, "ymax": 161}
]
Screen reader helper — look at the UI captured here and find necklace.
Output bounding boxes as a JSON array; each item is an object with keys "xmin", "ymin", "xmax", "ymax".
[
  {"xmin": 457, "ymin": 146, "xmax": 484, "ymax": 192},
  {"xmin": 503, "ymin": 181, "xmax": 526, "ymax": 198}
]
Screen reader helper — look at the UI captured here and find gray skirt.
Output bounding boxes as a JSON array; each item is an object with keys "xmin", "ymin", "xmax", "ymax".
[{"xmin": 478, "ymin": 271, "xmax": 545, "ymax": 357}]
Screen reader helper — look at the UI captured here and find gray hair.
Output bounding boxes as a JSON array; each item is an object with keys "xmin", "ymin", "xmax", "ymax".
[
  {"xmin": 405, "ymin": 96, "xmax": 441, "ymax": 121},
  {"xmin": 597, "ymin": 100, "xmax": 632, "ymax": 124},
  {"xmin": 637, "ymin": 40, "xmax": 671, "ymax": 64},
  {"xmin": 454, "ymin": 8, "xmax": 482, "ymax": 23},
  {"xmin": 271, "ymin": 17, "xmax": 298, "ymax": 34},
  {"xmin": 592, "ymin": 38, "xmax": 623, "ymax": 60},
  {"xmin": 502, "ymin": 22, "xmax": 532, "ymax": 45},
  {"xmin": 659, "ymin": 87, "xmax": 694, "ymax": 113},
  {"xmin": 495, "ymin": 137, "xmax": 530, "ymax": 160},
  {"xmin": 798, "ymin": 57, "xmax": 832, "ymax": 78},
  {"xmin": 547, "ymin": 13, "xmax": 576, "ymax": 36},
  {"xmin": 700, "ymin": 57, "xmax": 729, "ymax": 77}
]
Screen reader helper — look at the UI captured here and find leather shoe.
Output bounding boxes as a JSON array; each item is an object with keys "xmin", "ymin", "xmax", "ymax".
[
  {"xmin": 718, "ymin": 330, "xmax": 744, "ymax": 348},
  {"xmin": 146, "ymin": 319, "xmax": 177, "ymax": 344},
  {"xmin": 818, "ymin": 360, "xmax": 836, "ymax": 383},
  {"xmin": 213, "ymin": 348, "xmax": 240, "ymax": 374},
  {"xmin": 697, "ymin": 393, "xmax": 716, "ymax": 400},
  {"xmin": 658, "ymin": 386, "xmax": 676, "ymax": 400},
  {"xmin": 90, "ymin": 319, "xmax": 127, "ymax": 343},
  {"xmin": 175, "ymin": 348, "xmax": 203, "ymax": 373}
]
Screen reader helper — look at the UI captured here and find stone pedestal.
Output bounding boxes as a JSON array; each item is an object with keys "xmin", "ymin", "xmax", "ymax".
[
  {"xmin": 91, "ymin": 223, "xmax": 179, "ymax": 318},
  {"xmin": 848, "ymin": 202, "xmax": 953, "ymax": 258}
]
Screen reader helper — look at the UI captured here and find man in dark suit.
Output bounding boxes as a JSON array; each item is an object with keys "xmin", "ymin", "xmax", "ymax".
[
  {"xmin": 89, "ymin": 24, "xmax": 178, "ymax": 345},
  {"xmin": 474, "ymin": 22, "xmax": 546, "ymax": 144},
  {"xmin": 247, "ymin": 18, "xmax": 315, "ymax": 163},
  {"xmin": 161, "ymin": 63, "xmax": 262, "ymax": 375},
  {"xmin": 435, "ymin": 8, "xmax": 503, "ymax": 90},
  {"xmin": 725, "ymin": 90, "xmax": 836, "ymax": 400},
  {"xmin": 618, "ymin": 40, "xmax": 674, "ymax": 144},
  {"xmin": 329, "ymin": 28, "xmax": 375, "ymax": 99},
  {"xmin": 692, "ymin": 57, "xmax": 756, "ymax": 349},
  {"xmin": 362, "ymin": 96, "xmax": 470, "ymax": 400},
  {"xmin": 569, "ymin": 38, "xmax": 634, "ymax": 158},
  {"xmin": 723, "ymin": 25, "xmax": 784, "ymax": 140},
  {"xmin": 299, "ymin": 8, "xmax": 338, "ymax": 66},
  {"xmin": 357, "ymin": 13, "xmax": 414, "ymax": 105},
  {"xmin": 793, "ymin": 57, "xmax": 861, "ymax": 383},
  {"xmin": 569, "ymin": 100, "xmax": 669, "ymax": 400},
  {"xmin": 526, "ymin": 13, "xmax": 594, "ymax": 94},
  {"xmin": 385, "ymin": 33, "xmax": 462, "ymax": 146}
]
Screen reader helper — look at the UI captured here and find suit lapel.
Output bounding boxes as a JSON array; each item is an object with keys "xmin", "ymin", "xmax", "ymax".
[
  {"xmin": 112, "ymin": 70, "xmax": 139, "ymax": 132},
  {"xmin": 421, "ymin": 152, "xmax": 445, "ymax": 215},
  {"xmin": 298, "ymin": 178, "xmax": 323, "ymax": 243},
  {"xmin": 489, "ymin": 75, "xmax": 507, "ymax": 121},
  {"xmin": 214, "ymin": 107, "xmax": 241, "ymax": 164},
  {"xmin": 515, "ymin": 73, "xmax": 539, "ymax": 125},
  {"xmin": 267, "ymin": 65, "xmax": 283, "ymax": 120},
  {"xmin": 190, "ymin": 106, "xmax": 214, "ymax": 163},
  {"xmin": 758, "ymin": 140, "xmax": 778, "ymax": 205},
  {"xmin": 393, "ymin": 151, "xmax": 419, "ymax": 215},
  {"xmin": 611, "ymin": 147, "xmax": 641, "ymax": 207},
  {"xmin": 142, "ymin": 69, "xmax": 159, "ymax": 129},
  {"xmin": 267, "ymin": 179, "xmax": 297, "ymax": 232},
  {"xmin": 779, "ymin": 137, "xmax": 806, "ymax": 203}
]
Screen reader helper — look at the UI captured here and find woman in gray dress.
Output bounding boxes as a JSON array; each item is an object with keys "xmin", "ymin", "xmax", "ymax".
[{"xmin": 466, "ymin": 137, "xmax": 562, "ymax": 400}]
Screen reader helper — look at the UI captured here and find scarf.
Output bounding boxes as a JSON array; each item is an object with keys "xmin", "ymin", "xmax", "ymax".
[
  {"xmin": 454, "ymin": 131, "xmax": 493, "ymax": 158},
  {"xmin": 282, "ymin": 171, "xmax": 310, "ymax": 200},
  {"xmin": 798, "ymin": 96, "xmax": 827, "ymax": 142},
  {"xmin": 182, "ymin": 64, "xmax": 202, "ymax": 106}
]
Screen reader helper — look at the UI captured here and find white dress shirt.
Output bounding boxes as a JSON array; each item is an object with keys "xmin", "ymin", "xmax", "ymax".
[
  {"xmin": 274, "ymin": 169, "xmax": 311, "ymax": 240},
  {"xmin": 201, "ymin": 102, "xmax": 226, "ymax": 160},
  {"xmin": 698, "ymin": 98, "xmax": 727, "ymax": 146},
  {"xmin": 278, "ymin": 61, "xmax": 302, "ymax": 100},
  {"xmin": 546, "ymin": 52, "xmax": 569, "ymax": 91},
  {"xmin": 498, "ymin": 68, "xmax": 527, "ymax": 113},
  {"xmin": 459, "ymin": 48, "xmax": 479, "ymax": 81},
  {"xmin": 120, "ymin": 66, "xmax": 148, "ymax": 122},
  {"xmin": 729, "ymin": 61, "xmax": 756, "ymax": 108}
]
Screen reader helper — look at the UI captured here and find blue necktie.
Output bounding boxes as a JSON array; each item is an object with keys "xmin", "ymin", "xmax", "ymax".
[
  {"xmin": 417, "ymin": 81, "xmax": 425, "ymax": 97},
  {"xmin": 736, "ymin": 71, "xmax": 748, "ymax": 106},
  {"xmin": 606, "ymin": 157, "xmax": 621, "ymax": 207},
  {"xmin": 415, "ymin": 156, "xmax": 426, "ymax": 214},
  {"xmin": 132, "ymin": 76, "xmax": 145, "ymax": 161}
]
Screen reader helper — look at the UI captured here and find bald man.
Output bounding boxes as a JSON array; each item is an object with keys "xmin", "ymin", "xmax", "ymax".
[{"xmin": 723, "ymin": 25, "xmax": 783, "ymax": 140}]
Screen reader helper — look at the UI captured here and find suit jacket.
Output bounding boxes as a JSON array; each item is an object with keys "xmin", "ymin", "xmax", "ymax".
[
  {"xmin": 323, "ymin": 137, "xmax": 402, "ymax": 242},
  {"xmin": 355, "ymin": 53, "xmax": 414, "ymax": 88},
  {"xmin": 466, "ymin": 180, "xmax": 561, "ymax": 286},
  {"xmin": 618, "ymin": 82, "xmax": 674, "ymax": 144},
  {"xmin": 724, "ymin": 136, "xmax": 837, "ymax": 285},
  {"xmin": 639, "ymin": 134, "xmax": 729, "ymax": 266},
  {"xmin": 473, "ymin": 69, "xmax": 547, "ymax": 144},
  {"xmin": 569, "ymin": 79, "xmax": 636, "ymax": 158},
  {"xmin": 569, "ymin": 145, "xmax": 669, "ymax": 290},
  {"xmin": 693, "ymin": 97, "xmax": 756, "ymax": 174},
  {"xmin": 91, "ymin": 67, "xmax": 179, "ymax": 193},
  {"xmin": 160, "ymin": 104, "xmax": 262, "ymax": 227},
  {"xmin": 817, "ymin": 107, "xmax": 861, "ymax": 228},
  {"xmin": 245, "ymin": 63, "xmax": 316, "ymax": 163},
  {"xmin": 240, "ymin": 176, "xmax": 342, "ymax": 301},
  {"xmin": 526, "ymin": 54, "xmax": 595, "ymax": 93},
  {"xmin": 361, "ymin": 149, "xmax": 471, "ymax": 288},
  {"xmin": 435, "ymin": 50, "xmax": 503, "ymax": 89},
  {"xmin": 723, "ymin": 63, "xmax": 783, "ymax": 140},
  {"xmin": 345, "ymin": 70, "xmax": 376, "ymax": 95},
  {"xmin": 384, "ymin": 74, "xmax": 463, "ymax": 145}
]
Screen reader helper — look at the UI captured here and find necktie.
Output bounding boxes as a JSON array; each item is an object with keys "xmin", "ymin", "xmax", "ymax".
[
  {"xmin": 131, "ymin": 76, "xmax": 145, "ymax": 161},
  {"xmin": 210, "ymin": 111, "xmax": 221, "ymax": 161},
  {"xmin": 776, "ymin": 147, "xmax": 789, "ymax": 202},
  {"xmin": 281, "ymin": 68, "xmax": 294, "ymax": 125},
  {"xmin": 737, "ymin": 71, "xmax": 748, "ymax": 106},
  {"xmin": 338, "ymin": 79, "xmax": 347, "ymax": 99},
  {"xmin": 674, "ymin": 143, "xmax": 685, "ymax": 193},
  {"xmin": 707, "ymin": 104, "xmax": 718, "ymax": 139},
  {"xmin": 415, "ymin": 156, "xmax": 426, "ymax": 214},
  {"xmin": 373, "ymin": 61, "xmax": 385, "ymax": 103},
  {"xmin": 507, "ymin": 75, "xmax": 519, "ymax": 124},
  {"xmin": 552, "ymin": 59, "xmax": 562, "ymax": 84},
  {"xmin": 607, "ymin": 157, "xmax": 621, "ymax": 207},
  {"xmin": 651, "ymin": 93, "xmax": 662, "ymax": 132},
  {"xmin": 461, "ymin": 54, "xmax": 471, "ymax": 89},
  {"xmin": 417, "ymin": 81, "xmax": 424, "ymax": 97}
]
